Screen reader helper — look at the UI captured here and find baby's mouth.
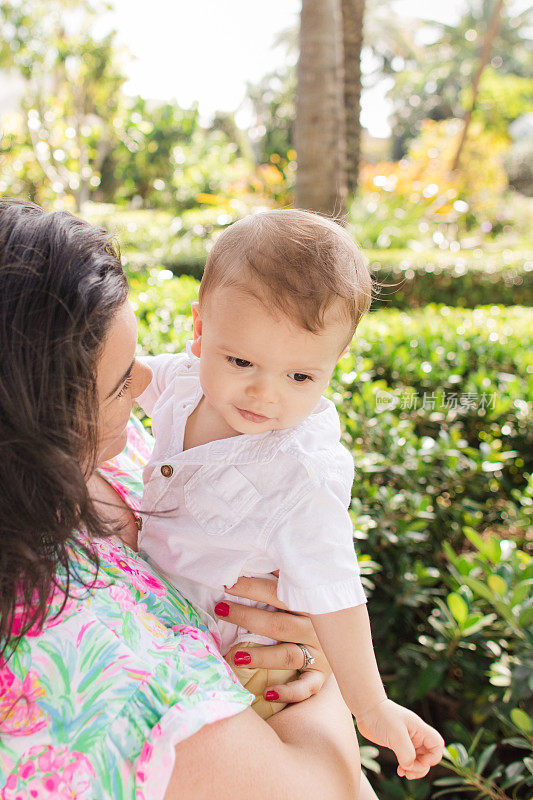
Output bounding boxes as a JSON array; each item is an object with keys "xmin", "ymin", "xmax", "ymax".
[{"xmin": 235, "ymin": 406, "xmax": 270, "ymax": 423}]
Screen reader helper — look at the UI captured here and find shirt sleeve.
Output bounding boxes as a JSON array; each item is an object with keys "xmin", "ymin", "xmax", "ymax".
[
  {"xmin": 136, "ymin": 353, "xmax": 186, "ymax": 416},
  {"xmin": 266, "ymin": 477, "xmax": 367, "ymax": 615}
]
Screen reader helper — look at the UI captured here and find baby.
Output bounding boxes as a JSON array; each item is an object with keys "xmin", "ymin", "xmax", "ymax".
[{"xmin": 138, "ymin": 209, "xmax": 444, "ymax": 778}]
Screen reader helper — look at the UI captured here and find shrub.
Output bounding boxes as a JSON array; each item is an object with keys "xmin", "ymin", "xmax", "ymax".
[
  {"xmin": 368, "ymin": 249, "xmax": 533, "ymax": 310},
  {"xmin": 431, "ymin": 528, "xmax": 533, "ymax": 799}
]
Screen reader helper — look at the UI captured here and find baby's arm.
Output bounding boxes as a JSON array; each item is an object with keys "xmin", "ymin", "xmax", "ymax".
[
  {"xmin": 136, "ymin": 351, "xmax": 188, "ymax": 415},
  {"xmin": 311, "ymin": 607, "xmax": 445, "ymax": 780},
  {"xmin": 268, "ymin": 467, "xmax": 444, "ymax": 779},
  {"xmin": 311, "ymin": 606, "xmax": 385, "ymax": 718}
]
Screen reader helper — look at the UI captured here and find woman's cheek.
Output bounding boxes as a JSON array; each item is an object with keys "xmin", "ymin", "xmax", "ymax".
[
  {"xmin": 97, "ymin": 407, "xmax": 130, "ymax": 462},
  {"xmin": 103, "ymin": 400, "xmax": 130, "ymax": 440}
]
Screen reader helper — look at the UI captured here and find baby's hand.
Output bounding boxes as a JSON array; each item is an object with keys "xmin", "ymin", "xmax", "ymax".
[{"xmin": 355, "ymin": 698, "xmax": 445, "ymax": 780}]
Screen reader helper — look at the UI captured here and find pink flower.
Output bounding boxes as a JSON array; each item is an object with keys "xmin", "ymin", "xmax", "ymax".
[
  {"xmin": 135, "ymin": 570, "xmax": 166, "ymax": 596},
  {"xmin": 98, "ymin": 544, "xmax": 166, "ymax": 597},
  {"xmin": 108, "ymin": 584, "xmax": 139, "ymax": 612},
  {"xmin": 42, "ymin": 777, "xmax": 57, "ymax": 793},
  {"xmin": 121, "ymin": 565, "xmax": 165, "ymax": 598},
  {"xmin": 17, "ymin": 764, "xmax": 35, "ymax": 781},
  {"xmin": 36, "ymin": 751, "xmax": 53, "ymax": 774},
  {"xmin": 0, "ymin": 664, "xmax": 46, "ymax": 737},
  {"xmin": 0, "ymin": 665, "xmax": 15, "ymax": 693},
  {"xmin": 3, "ymin": 746, "xmax": 95, "ymax": 800},
  {"xmin": 10, "ymin": 592, "xmax": 79, "ymax": 639},
  {"xmin": 138, "ymin": 741, "xmax": 153, "ymax": 765}
]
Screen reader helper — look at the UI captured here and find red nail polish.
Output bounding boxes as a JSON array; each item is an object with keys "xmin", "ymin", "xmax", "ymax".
[
  {"xmin": 265, "ymin": 690, "xmax": 279, "ymax": 701},
  {"xmin": 214, "ymin": 602, "xmax": 229, "ymax": 617},
  {"xmin": 233, "ymin": 651, "xmax": 251, "ymax": 665}
]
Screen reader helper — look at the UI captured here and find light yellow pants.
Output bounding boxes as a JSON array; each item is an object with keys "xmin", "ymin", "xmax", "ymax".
[{"xmin": 226, "ymin": 641, "xmax": 300, "ymax": 720}]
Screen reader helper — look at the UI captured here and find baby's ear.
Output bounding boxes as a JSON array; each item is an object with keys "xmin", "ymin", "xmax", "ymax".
[{"xmin": 191, "ymin": 302, "xmax": 202, "ymax": 357}]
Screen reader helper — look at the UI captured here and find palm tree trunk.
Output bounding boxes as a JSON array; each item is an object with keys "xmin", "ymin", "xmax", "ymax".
[
  {"xmin": 451, "ymin": 0, "xmax": 505, "ymax": 171},
  {"xmin": 295, "ymin": 0, "xmax": 347, "ymax": 218},
  {"xmin": 342, "ymin": 0, "xmax": 366, "ymax": 196}
]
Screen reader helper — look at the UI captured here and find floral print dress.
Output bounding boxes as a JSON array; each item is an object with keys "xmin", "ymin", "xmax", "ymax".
[{"xmin": 0, "ymin": 416, "xmax": 253, "ymax": 800}]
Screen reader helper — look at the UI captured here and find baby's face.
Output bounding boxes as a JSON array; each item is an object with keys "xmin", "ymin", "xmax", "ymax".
[{"xmin": 192, "ymin": 286, "xmax": 350, "ymax": 435}]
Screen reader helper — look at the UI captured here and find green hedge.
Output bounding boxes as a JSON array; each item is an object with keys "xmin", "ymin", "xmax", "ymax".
[
  {"xmin": 84, "ymin": 205, "xmax": 533, "ymax": 310},
  {"xmin": 368, "ymin": 249, "xmax": 533, "ymax": 310}
]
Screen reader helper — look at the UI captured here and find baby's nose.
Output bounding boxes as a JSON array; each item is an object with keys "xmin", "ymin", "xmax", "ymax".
[{"xmin": 245, "ymin": 377, "xmax": 277, "ymax": 404}]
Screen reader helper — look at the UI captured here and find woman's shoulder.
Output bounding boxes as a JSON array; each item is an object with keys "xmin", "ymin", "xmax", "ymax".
[{"xmin": 0, "ymin": 537, "xmax": 252, "ymax": 799}]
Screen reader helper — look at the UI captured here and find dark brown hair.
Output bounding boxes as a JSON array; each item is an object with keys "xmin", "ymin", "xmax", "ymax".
[
  {"xmin": 199, "ymin": 209, "xmax": 373, "ymax": 337},
  {"xmin": 0, "ymin": 199, "xmax": 128, "ymax": 658}
]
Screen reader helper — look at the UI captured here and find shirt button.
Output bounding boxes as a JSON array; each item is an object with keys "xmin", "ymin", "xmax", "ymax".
[{"xmin": 161, "ymin": 464, "xmax": 173, "ymax": 478}]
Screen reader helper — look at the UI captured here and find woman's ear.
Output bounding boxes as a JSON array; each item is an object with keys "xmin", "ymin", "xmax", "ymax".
[{"xmin": 191, "ymin": 301, "xmax": 202, "ymax": 357}]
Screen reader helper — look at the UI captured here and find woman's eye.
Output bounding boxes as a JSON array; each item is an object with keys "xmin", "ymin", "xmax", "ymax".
[
  {"xmin": 116, "ymin": 377, "xmax": 132, "ymax": 398},
  {"xmin": 227, "ymin": 357, "xmax": 252, "ymax": 368},
  {"xmin": 289, "ymin": 372, "xmax": 312, "ymax": 383}
]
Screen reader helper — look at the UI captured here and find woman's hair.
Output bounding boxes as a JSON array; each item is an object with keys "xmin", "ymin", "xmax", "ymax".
[{"xmin": 0, "ymin": 199, "xmax": 128, "ymax": 658}]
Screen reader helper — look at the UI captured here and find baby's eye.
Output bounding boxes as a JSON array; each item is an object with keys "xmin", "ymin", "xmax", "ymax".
[
  {"xmin": 227, "ymin": 356, "xmax": 253, "ymax": 368},
  {"xmin": 288, "ymin": 372, "xmax": 312, "ymax": 383}
]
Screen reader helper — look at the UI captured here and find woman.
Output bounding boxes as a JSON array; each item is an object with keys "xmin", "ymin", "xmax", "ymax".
[{"xmin": 0, "ymin": 199, "xmax": 392, "ymax": 798}]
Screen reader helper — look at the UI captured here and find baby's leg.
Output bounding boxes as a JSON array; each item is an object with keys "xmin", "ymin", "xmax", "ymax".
[{"xmin": 226, "ymin": 641, "xmax": 299, "ymax": 720}]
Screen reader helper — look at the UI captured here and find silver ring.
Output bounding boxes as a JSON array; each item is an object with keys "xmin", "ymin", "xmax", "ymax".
[{"xmin": 297, "ymin": 643, "xmax": 315, "ymax": 671}]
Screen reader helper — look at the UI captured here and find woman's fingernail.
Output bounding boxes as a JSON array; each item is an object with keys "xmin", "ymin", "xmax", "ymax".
[
  {"xmin": 265, "ymin": 690, "xmax": 279, "ymax": 701},
  {"xmin": 233, "ymin": 651, "xmax": 251, "ymax": 665},
  {"xmin": 214, "ymin": 602, "xmax": 229, "ymax": 617}
]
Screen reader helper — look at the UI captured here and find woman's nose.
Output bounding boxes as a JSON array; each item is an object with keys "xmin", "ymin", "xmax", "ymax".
[{"xmin": 131, "ymin": 361, "xmax": 153, "ymax": 398}]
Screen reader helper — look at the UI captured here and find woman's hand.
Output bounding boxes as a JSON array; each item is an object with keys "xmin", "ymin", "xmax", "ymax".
[{"xmin": 216, "ymin": 574, "xmax": 331, "ymax": 704}]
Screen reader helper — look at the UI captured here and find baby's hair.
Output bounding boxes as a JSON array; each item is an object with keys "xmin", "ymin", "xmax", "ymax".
[{"xmin": 199, "ymin": 209, "xmax": 372, "ymax": 341}]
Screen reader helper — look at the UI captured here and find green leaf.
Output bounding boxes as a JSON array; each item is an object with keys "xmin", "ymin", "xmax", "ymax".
[
  {"xmin": 462, "ymin": 612, "xmax": 497, "ymax": 636},
  {"xmin": 518, "ymin": 605, "xmax": 533, "ymax": 628},
  {"xmin": 459, "ymin": 576, "xmax": 493, "ymax": 602},
  {"xmin": 511, "ymin": 579, "xmax": 533, "ymax": 606},
  {"xmin": 476, "ymin": 743, "xmax": 496, "ymax": 775},
  {"xmin": 442, "ymin": 541, "xmax": 456, "ymax": 559},
  {"xmin": 510, "ymin": 708, "xmax": 532, "ymax": 733},
  {"xmin": 461, "ymin": 575, "xmax": 519, "ymax": 629},
  {"xmin": 445, "ymin": 743, "xmax": 469, "ymax": 765},
  {"xmin": 463, "ymin": 526, "xmax": 485, "ymax": 553},
  {"xmin": 502, "ymin": 737, "xmax": 532, "ymax": 749},
  {"xmin": 488, "ymin": 573, "xmax": 506, "ymax": 596},
  {"xmin": 504, "ymin": 760, "xmax": 525, "ymax": 780},
  {"xmin": 447, "ymin": 592, "xmax": 468, "ymax": 625},
  {"xmin": 485, "ymin": 536, "xmax": 502, "ymax": 564},
  {"xmin": 415, "ymin": 661, "xmax": 446, "ymax": 698}
]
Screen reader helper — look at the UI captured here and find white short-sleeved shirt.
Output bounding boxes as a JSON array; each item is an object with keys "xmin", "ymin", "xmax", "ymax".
[{"xmin": 137, "ymin": 344, "xmax": 366, "ymax": 654}]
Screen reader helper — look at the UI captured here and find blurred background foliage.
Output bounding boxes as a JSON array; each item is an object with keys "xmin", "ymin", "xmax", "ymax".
[{"xmin": 1, "ymin": 0, "xmax": 532, "ymax": 797}]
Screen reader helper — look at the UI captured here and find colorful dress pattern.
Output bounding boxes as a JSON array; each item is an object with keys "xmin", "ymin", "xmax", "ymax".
[{"xmin": 0, "ymin": 415, "xmax": 253, "ymax": 800}]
